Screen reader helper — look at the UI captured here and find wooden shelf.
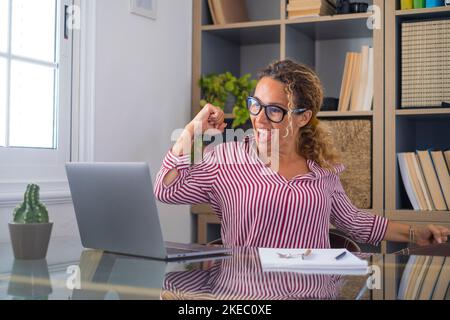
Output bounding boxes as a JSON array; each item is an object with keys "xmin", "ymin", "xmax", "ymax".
[
  {"xmin": 386, "ymin": 210, "xmax": 450, "ymax": 223},
  {"xmin": 226, "ymin": 111, "xmax": 374, "ymax": 119},
  {"xmin": 201, "ymin": 20, "xmax": 281, "ymax": 31},
  {"xmin": 286, "ymin": 13, "xmax": 373, "ymax": 40},
  {"xmin": 286, "ymin": 12, "xmax": 372, "ymax": 24},
  {"xmin": 396, "ymin": 108, "xmax": 450, "ymax": 116},
  {"xmin": 317, "ymin": 111, "xmax": 373, "ymax": 118},
  {"xmin": 201, "ymin": 12, "xmax": 373, "ymax": 32},
  {"xmin": 395, "ymin": 6, "xmax": 450, "ymax": 18}
]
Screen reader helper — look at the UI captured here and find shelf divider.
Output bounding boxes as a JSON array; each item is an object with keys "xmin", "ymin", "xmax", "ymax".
[
  {"xmin": 395, "ymin": 6, "xmax": 450, "ymax": 17},
  {"xmin": 396, "ymin": 108, "xmax": 450, "ymax": 116},
  {"xmin": 386, "ymin": 210, "xmax": 450, "ymax": 223}
]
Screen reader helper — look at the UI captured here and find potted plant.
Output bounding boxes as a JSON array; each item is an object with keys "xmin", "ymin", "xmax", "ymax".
[
  {"xmin": 9, "ymin": 184, "xmax": 53, "ymax": 260},
  {"xmin": 199, "ymin": 72, "xmax": 257, "ymax": 128}
]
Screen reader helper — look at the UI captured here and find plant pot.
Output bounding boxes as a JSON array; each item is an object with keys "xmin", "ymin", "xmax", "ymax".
[
  {"xmin": 9, "ymin": 223, "xmax": 53, "ymax": 260},
  {"xmin": 7, "ymin": 259, "xmax": 52, "ymax": 299}
]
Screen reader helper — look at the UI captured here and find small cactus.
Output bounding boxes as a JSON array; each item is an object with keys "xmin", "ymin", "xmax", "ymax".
[{"xmin": 13, "ymin": 184, "xmax": 49, "ymax": 224}]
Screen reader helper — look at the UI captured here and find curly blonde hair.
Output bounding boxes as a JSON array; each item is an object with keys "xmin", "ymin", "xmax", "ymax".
[{"xmin": 258, "ymin": 59, "xmax": 341, "ymax": 172}]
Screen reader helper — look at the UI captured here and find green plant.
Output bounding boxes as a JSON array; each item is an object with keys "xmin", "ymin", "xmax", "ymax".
[
  {"xmin": 13, "ymin": 184, "xmax": 49, "ymax": 224},
  {"xmin": 199, "ymin": 72, "xmax": 257, "ymax": 128}
]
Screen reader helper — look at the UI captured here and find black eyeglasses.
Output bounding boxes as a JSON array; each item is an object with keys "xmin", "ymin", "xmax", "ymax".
[{"xmin": 246, "ymin": 96, "xmax": 307, "ymax": 123}]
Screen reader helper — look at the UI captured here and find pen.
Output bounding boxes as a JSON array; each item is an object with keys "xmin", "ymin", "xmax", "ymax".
[{"xmin": 335, "ymin": 251, "xmax": 347, "ymax": 260}]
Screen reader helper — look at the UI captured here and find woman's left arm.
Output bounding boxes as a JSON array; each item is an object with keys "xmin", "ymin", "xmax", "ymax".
[
  {"xmin": 331, "ymin": 175, "xmax": 450, "ymax": 246},
  {"xmin": 384, "ymin": 221, "xmax": 449, "ymax": 245},
  {"xmin": 330, "ymin": 176, "xmax": 388, "ymax": 245}
]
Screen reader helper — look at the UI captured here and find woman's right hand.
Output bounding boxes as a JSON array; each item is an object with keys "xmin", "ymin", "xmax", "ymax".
[
  {"xmin": 172, "ymin": 104, "xmax": 227, "ymax": 157},
  {"xmin": 186, "ymin": 103, "xmax": 227, "ymax": 136}
]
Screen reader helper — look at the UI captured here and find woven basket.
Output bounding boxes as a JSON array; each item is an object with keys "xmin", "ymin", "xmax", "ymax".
[{"xmin": 401, "ymin": 19, "xmax": 450, "ymax": 108}]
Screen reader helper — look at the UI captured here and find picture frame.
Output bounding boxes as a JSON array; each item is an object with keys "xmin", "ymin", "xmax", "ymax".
[{"xmin": 130, "ymin": 0, "xmax": 157, "ymax": 20}]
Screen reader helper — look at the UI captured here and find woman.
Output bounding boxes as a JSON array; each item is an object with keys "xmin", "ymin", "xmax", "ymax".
[{"xmin": 155, "ymin": 59, "xmax": 449, "ymax": 249}]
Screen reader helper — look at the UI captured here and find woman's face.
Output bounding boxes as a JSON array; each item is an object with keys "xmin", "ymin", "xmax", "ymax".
[{"xmin": 251, "ymin": 77, "xmax": 312, "ymax": 152}]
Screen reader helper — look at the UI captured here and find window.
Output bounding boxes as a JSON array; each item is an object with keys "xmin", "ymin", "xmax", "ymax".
[{"xmin": 0, "ymin": 0, "xmax": 73, "ymax": 182}]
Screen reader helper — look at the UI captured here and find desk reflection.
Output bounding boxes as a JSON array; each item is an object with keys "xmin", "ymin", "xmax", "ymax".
[
  {"xmin": 69, "ymin": 248, "xmax": 368, "ymax": 300},
  {"xmin": 7, "ymin": 260, "xmax": 53, "ymax": 300},
  {"xmin": 71, "ymin": 251, "xmax": 166, "ymax": 300},
  {"xmin": 162, "ymin": 248, "xmax": 366, "ymax": 300}
]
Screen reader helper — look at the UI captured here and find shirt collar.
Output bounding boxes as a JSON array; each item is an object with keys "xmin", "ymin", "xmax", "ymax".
[{"xmin": 244, "ymin": 134, "xmax": 344, "ymax": 181}]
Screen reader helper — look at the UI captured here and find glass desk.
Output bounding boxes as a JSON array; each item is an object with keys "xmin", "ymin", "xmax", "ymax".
[{"xmin": 0, "ymin": 238, "xmax": 448, "ymax": 300}]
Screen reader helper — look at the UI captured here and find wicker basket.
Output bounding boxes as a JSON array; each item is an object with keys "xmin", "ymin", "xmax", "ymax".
[{"xmin": 401, "ymin": 19, "xmax": 450, "ymax": 108}]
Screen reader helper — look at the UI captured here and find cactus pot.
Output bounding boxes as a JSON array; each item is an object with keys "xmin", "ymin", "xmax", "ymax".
[
  {"xmin": 7, "ymin": 259, "xmax": 53, "ymax": 299},
  {"xmin": 9, "ymin": 223, "xmax": 53, "ymax": 260}
]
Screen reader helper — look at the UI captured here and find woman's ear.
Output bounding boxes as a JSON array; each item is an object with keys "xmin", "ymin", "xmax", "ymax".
[{"xmin": 295, "ymin": 110, "xmax": 313, "ymax": 129}]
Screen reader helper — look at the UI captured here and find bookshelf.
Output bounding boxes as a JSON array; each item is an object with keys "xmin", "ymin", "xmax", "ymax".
[
  {"xmin": 384, "ymin": 0, "xmax": 450, "ymax": 249},
  {"xmin": 191, "ymin": 0, "xmax": 385, "ymax": 246},
  {"xmin": 190, "ymin": 1, "xmax": 450, "ymax": 300}
]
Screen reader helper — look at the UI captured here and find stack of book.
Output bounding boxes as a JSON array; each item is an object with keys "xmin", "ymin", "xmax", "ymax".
[
  {"xmin": 398, "ymin": 256, "xmax": 449, "ymax": 300},
  {"xmin": 208, "ymin": 0, "xmax": 249, "ymax": 25},
  {"xmin": 338, "ymin": 45, "xmax": 374, "ymax": 112},
  {"xmin": 287, "ymin": 0, "xmax": 337, "ymax": 19},
  {"xmin": 397, "ymin": 150, "xmax": 450, "ymax": 211}
]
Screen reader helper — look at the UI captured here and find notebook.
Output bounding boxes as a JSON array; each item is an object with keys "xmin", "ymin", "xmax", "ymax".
[{"xmin": 258, "ymin": 248, "xmax": 369, "ymax": 275}]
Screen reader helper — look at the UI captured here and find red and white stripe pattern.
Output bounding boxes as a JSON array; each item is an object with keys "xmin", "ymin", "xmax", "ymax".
[
  {"xmin": 154, "ymin": 135, "xmax": 388, "ymax": 248},
  {"xmin": 162, "ymin": 247, "xmax": 346, "ymax": 300}
]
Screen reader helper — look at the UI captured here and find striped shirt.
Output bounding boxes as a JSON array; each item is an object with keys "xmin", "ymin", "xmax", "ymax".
[
  {"xmin": 162, "ymin": 247, "xmax": 345, "ymax": 300},
  {"xmin": 154, "ymin": 135, "xmax": 388, "ymax": 248}
]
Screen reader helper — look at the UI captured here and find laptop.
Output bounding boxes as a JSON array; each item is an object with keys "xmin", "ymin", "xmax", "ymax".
[{"xmin": 65, "ymin": 162, "xmax": 230, "ymax": 260}]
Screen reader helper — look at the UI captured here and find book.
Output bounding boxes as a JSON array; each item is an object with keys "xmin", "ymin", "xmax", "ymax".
[
  {"xmin": 418, "ymin": 256, "xmax": 445, "ymax": 300},
  {"xmin": 349, "ymin": 52, "xmax": 362, "ymax": 111},
  {"xmin": 417, "ymin": 150, "xmax": 448, "ymax": 210},
  {"xmin": 361, "ymin": 47, "xmax": 374, "ymax": 111},
  {"xmin": 403, "ymin": 256, "xmax": 427, "ymax": 300},
  {"xmin": 398, "ymin": 153, "xmax": 420, "ymax": 210},
  {"xmin": 430, "ymin": 151, "xmax": 450, "ymax": 209},
  {"xmin": 411, "ymin": 153, "xmax": 434, "ymax": 210},
  {"xmin": 431, "ymin": 257, "xmax": 450, "ymax": 300},
  {"xmin": 288, "ymin": 9, "xmax": 321, "ymax": 18},
  {"xmin": 398, "ymin": 256, "xmax": 417, "ymax": 299},
  {"xmin": 444, "ymin": 151, "xmax": 450, "ymax": 170},
  {"xmin": 409, "ymin": 256, "xmax": 432, "ymax": 299},
  {"xmin": 211, "ymin": 0, "xmax": 248, "ymax": 25},
  {"xmin": 208, "ymin": 0, "xmax": 218, "ymax": 25},
  {"xmin": 287, "ymin": 4, "xmax": 322, "ymax": 11},
  {"xmin": 287, "ymin": 0, "xmax": 322, "ymax": 11},
  {"xmin": 343, "ymin": 52, "xmax": 356, "ymax": 112},
  {"xmin": 405, "ymin": 153, "xmax": 428, "ymax": 210},
  {"xmin": 287, "ymin": 0, "xmax": 336, "ymax": 18},
  {"xmin": 351, "ymin": 46, "xmax": 370, "ymax": 111},
  {"xmin": 258, "ymin": 248, "xmax": 368, "ymax": 275},
  {"xmin": 338, "ymin": 52, "xmax": 352, "ymax": 111}
]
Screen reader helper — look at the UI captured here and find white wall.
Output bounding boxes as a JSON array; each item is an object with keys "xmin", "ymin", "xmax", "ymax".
[
  {"xmin": 93, "ymin": 0, "xmax": 194, "ymax": 242},
  {"xmin": 0, "ymin": 0, "xmax": 194, "ymax": 244}
]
